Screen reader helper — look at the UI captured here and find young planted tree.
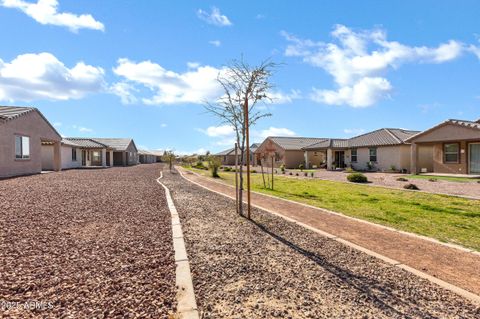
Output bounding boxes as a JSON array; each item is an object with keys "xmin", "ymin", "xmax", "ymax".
[
  {"xmin": 162, "ymin": 151, "xmax": 176, "ymax": 172},
  {"xmin": 204, "ymin": 58, "xmax": 277, "ymax": 217}
]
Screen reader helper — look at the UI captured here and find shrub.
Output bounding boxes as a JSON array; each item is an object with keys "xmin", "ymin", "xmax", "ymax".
[
  {"xmin": 390, "ymin": 165, "xmax": 397, "ymax": 172},
  {"xmin": 304, "ymin": 172, "xmax": 308, "ymax": 176},
  {"xmin": 224, "ymin": 167, "xmax": 231, "ymax": 172},
  {"xmin": 280, "ymin": 164, "xmax": 285, "ymax": 173},
  {"xmin": 295, "ymin": 173, "xmax": 299, "ymax": 176},
  {"xmin": 428, "ymin": 178, "xmax": 438, "ymax": 182},
  {"xmin": 310, "ymin": 172, "xmax": 314, "ymax": 177},
  {"xmin": 345, "ymin": 167, "xmax": 354, "ymax": 173},
  {"xmin": 396, "ymin": 177, "xmax": 408, "ymax": 182},
  {"xmin": 251, "ymin": 169, "xmax": 257, "ymax": 173},
  {"xmin": 207, "ymin": 156, "xmax": 221, "ymax": 178},
  {"xmin": 289, "ymin": 172, "xmax": 293, "ymax": 175},
  {"xmin": 404, "ymin": 183, "xmax": 420, "ymax": 190},
  {"xmin": 298, "ymin": 163, "xmax": 304, "ymax": 171},
  {"xmin": 347, "ymin": 173, "xmax": 368, "ymax": 183},
  {"xmin": 366, "ymin": 161, "xmax": 374, "ymax": 171}
]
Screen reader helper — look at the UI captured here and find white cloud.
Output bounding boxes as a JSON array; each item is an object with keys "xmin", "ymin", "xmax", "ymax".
[
  {"xmin": 282, "ymin": 25, "xmax": 466, "ymax": 107},
  {"xmin": 268, "ymin": 89, "xmax": 301, "ymax": 104},
  {"xmin": 187, "ymin": 62, "xmax": 200, "ymax": 69},
  {"xmin": 72, "ymin": 125, "xmax": 93, "ymax": 133},
  {"xmin": 0, "ymin": 52, "xmax": 105, "ymax": 102},
  {"xmin": 160, "ymin": 123, "xmax": 167, "ymax": 128},
  {"xmin": 209, "ymin": 40, "xmax": 221, "ymax": 47},
  {"xmin": 1, "ymin": 0, "xmax": 104, "ymax": 32},
  {"xmin": 109, "ymin": 82, "xmax": 137, "ymax": 104},
  {"xmin": 469, "ymin": 43, "xmax": 480, "ymax": 59},
  {"xmin": 197, "ymin": 7, "xmax": 232, "ymax": 27},
  {"xmin": 254, "ymin": 127, "xmax": 296, "ymax": 139},
  {"xmin": 311, "ymin": 77, "xmax": 392, "ymax": 107},
  {"xmin": 52, "ymin": 121, "xmax": 62, "ymax": 127},
  {"xmin": 112, "ymin": 58, "xmax": 223, "ymax": 105},
  {"xmin": 200, "ymin": 124, "xmax": 235, "ymax": 137},
  {"xmin": 343, "ymin": 128, "xmax": 365, "ymax": 135}
]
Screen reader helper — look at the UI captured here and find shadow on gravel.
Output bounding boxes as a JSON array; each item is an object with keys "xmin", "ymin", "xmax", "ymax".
[{"xmin": 244, "ymin": 216, "xmax": 429, "ymax": 318}]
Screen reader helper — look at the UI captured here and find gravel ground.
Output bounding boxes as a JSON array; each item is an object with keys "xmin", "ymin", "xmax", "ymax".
[
  {"xmin": 162, "ymin": 169, "xmax": 480, "ymax": 319},
  {"xmin": 0, "ymin": 164, "xmax": 176, "ymax": 318}
]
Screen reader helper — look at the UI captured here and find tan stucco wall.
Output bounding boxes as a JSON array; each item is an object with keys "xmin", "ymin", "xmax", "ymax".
[
  {"xmin": 350, "ymin": 145, "xmax": 411, "ymax": 172},
  {"xmin": 412, "ymin": 123, "xmax": 480, "ymax": 143},
  {"xmin": 431, "ymin": 142, "xmax": 470, "ymax": 174},
  {"xmin": 41, "ymin": 145, "xmax": 55, "ymax": 171},
  {"xmin": 0, "ymin": 111, "xmax": 61, "ymax": 178},
  {"xmin": 284, "ymin": 150, "xmax": 306, "ymax": 168},
  {"xmin": 305, "ymin": 150, "xmax": 326, "ymax": 167},
  {"xmin": 61, "ymin": 145, "xmax": 82, "ymax": 169},
  {"xmin": 417, "ymin": 145, "xmax": 434, "ymax": 172}
]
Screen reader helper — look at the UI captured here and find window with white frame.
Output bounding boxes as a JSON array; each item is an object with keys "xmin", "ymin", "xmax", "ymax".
[
  {"xmin": 369, "ymin": 148, "xmax": 377, "ymax": 162},
  {"xmin": 15, "ymin": 135, "xmax": 30, "ymax": 159},
  {"xmin": 351, "ymin": 149, "xmax": 358, "ymax": 162},
  {"xmin": 444, "ymin": 143, "xmax": 459, "ymax": 163}
]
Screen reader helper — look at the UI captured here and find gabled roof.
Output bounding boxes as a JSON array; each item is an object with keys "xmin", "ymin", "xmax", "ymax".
[
  {"xmin": 215, "ymin": 148, "xmax": 237, "ymax": 156},
  {"xmin": 250, "ymin": 143, "xmax": 260, "ymax": 151},
  {"xmin": 406, "ymin": 119, "xmax": 480, "ymax": 142},
  {"xmin": 303, "ymin": 139, "xmax": 348, "ymax": 150},
  {"xmin": 0, "ymin": 106, "xmax": 61, "ymax": 138},
  {"xmin": 266, "ymin": 136, "xmax": 329, "ymax": 151},
  {"xmin": 348, "ymin": 128, "xmax": 419, "ymax": 148},
  {"xmin": 91, "ymin": 138, "xmax": 136, "ymax": 151},
  {"xmin": 62, "ymin": 138, "xmax": 109, "ymax": 149}
]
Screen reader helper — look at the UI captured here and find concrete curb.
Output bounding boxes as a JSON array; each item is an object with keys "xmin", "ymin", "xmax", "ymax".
[
  {"xmin": 157, "ymin": 171, "xmax": 199, "ymax": 319},
  {"xmin": 183, "ymin": 167, "xmax": 478, "ymax": 255},
  {"xmin": 178, "ymin": 168, "xmax": 480, "ymax": 305}
]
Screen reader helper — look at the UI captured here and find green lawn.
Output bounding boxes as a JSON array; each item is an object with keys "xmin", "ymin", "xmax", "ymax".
[
  {"xmin": 187, "ymin": 167, "xmax": 480, "ymax": 251},
  {"xmin": 406, "ymin": 174, "xmax": 480, "ymax": 183}
]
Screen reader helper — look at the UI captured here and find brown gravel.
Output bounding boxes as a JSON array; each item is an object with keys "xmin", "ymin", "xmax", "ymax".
[
  {"xmin": 162, "ymin": 169, "xmax": 480, "ymax": 319},
  {"xmin": 0, "ymin": 164, "xmax": 176, "ymax": 318}
]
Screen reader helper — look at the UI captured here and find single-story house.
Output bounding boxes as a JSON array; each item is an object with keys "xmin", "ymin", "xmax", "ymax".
[
  {"xmin": 215, "ymin": 143, "xmax": 260, "ymax": 166},
  {"xmin": 303, "ymin": 128, "xmax": 419, "ymax": 172},
  {"xmin": 139, "ymin": 149, "xmax": 157, "ymax": 164},
  {"xmin": 0, "ymin": 106, "xmax": 62, "ymax": 178},
  {"xmin": 407, "ymin": 119, "xmax": 480, "ymax": 175},
  {"xmin": 255, "ymin": 137, "xmax": 328, "ymax": 168},
  {"xmin": 91, "ymin": 138, "xmax": 138, "ymax": 166},
  {"xmin": 59, "ymin": 138, "xmax": 113, "ymax": 169}
]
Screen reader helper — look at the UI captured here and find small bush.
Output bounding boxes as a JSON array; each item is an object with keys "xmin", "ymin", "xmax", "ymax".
[
  {"xmin": 251, "ymin": 169, "xmax": 257, "ymax": 173},
  {"xmin": 347, "ymin": 173, "xmax": 368, "ymax": 183},
  {"xmin": 289, "ymin": 172, "xmax": 293, "ymax": 175},
  {"xmin": 396, "ymin": 177, "xmax": 408, "ymax": 182},
  {"xmin": 280, "ymin": 164, "xmax": 285, "ymax": 173},
  {"xmin": 298, "ymin": 163, "xmax": 304, "ymax": 171},
  {"xmin": 310, "ymin": 172, "xmax": 314, "ymax": 177},
  {"xmin": 428, "ymin": 178, "xmax": 437, "ymax": 182},
  {"xmin": 295, "ymin": 173, "xmax": 299, "ymax": 176},
  {"xmin": 390, "ymin": 165, "xmax": 397, "ymax": 171},
  {"xmin": 304, "ymin": 172, "xmax": 308, "ymax": 176},
  {"xmin": 224, "ymin": 167, "xmax": 231, "ymax": 172},
  {"xmin": 345, "ymin": 167, "xmax": 354, "ymax": 173},
  {"xmin": 404, "ymin": 183, "xmax": 420, "ymax": 190}
]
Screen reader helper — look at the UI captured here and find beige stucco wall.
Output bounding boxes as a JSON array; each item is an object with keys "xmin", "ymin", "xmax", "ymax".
[
  {"xmin": 350, "ymin": 145, "xmax": 411, "ymax": 172},
  {"xmin": 431, "ymin": 141, "xmax": 469, "ymax": 174},
  {"xmin": 305, "ymin": 150, "xmax": 326, "ymax": 168},
  {"xmin": 411, "ymin": 123, "xmax": 480, "ymax": 143},
  {"xmin": 283, "ymin": 150, "xmax": 306, "ymax": 168},
  {"xmin": 0, "ymin": 111, "xmax": 61, "ymax": 178},
  {"xmin": 41, "ymin": 145, "xmax": 55, "ymax": 171},
  {"xmin": 61, "ymin": 145, "xmax": 82, "ymax": 169},
  {"xmin": 417, "ymin": 145, "xmax": 434, "ymax": 172}
]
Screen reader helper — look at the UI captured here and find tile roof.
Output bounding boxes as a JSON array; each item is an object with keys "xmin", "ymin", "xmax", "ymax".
[
  {"xmin": 215, "ymin": 143, "xmax": 259, "ymax": 156},
  {"xmin": 268, "ymin": 136, "xmax": 330, "ymax": 150},
  {"xmin": 348, "ymin": 128, "xmax": 419, "ymax": 148},
  {"xmin": 303, "ymin": 139, "xmax": 349, "ymax": 150},
  {"xmin": 406, "ymin": 119, "xmax": 480, "ymax": 142},
  {"xmin": 0, "ymin": 106, "xmax": 35, "ymax": 120},
  {"xmin": 90, "ymin": 138, "xmax": 135, "ymax": 151},
  {"xmin": 62, "ymin": 138, "xmax": 109, "ymax": 149}
]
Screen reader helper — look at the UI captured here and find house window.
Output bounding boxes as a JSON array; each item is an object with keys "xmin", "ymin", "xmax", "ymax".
[
  {"xmin": 275, "ymin": 152, "xmax": 280, "ymax": 161},
  {"xmin": 15, "ymin": 135, "xmax": 30, "ymax": 159},
  {"xmin": 369, "ymin": 148, "xmax": 377, "ymax": 162},
  {"xmin": 444, "ymin": 143, "xmax": 459, "ymax": 163},
  {"xmin": 351, "ymin": 149, "xmax": 358, "ymax": 162},
  {"xmin": 72, "ymin": 148, "xmax": 77, "ymax": 161}
]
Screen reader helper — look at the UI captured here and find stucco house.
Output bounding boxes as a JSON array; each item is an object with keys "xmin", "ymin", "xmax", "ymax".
[
  {"xmin": 91, "ymin": 138, "xmax": 138, "ymax": 166},
  {"xmin": 215, "ymin": 143, "xmax": 260, "ymax": 166},
  {"xmin": 0, "ymin": 106, "xmax": 62, "ymax": 178},
  {"xmin": 255, "ymin": 137, "xmax": 328, "ymax": 168},
  {"xmin": 59, "ymin": 138, "xmax": 113, "ymax": 169},
  {"xmin": 407, "ymin": 119, "xmax": 480, "ymax": 175},
  {"xmin": 303, "ymin": 128, "xmax": 419, "ymax": 172},
  {"xmin": 139, "ymin": 149, "xmax": 157, "ymax": 164}
]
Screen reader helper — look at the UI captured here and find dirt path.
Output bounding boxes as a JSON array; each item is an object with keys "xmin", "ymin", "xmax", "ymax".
[
  {"xmin": 178, "ymin": 167, "xmax": 480, "ymax": 297},
  {"xmin": 162, "ymin": 169, "xmax": 479, "ymax": 318},
  {"xmin": 0, "ymin": 164, "xmax": 175, "ymax": 318}
]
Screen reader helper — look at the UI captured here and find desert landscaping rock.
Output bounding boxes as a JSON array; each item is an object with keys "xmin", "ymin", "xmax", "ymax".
[
  {"xmin": 161, "ymin": 169, "xmax": 480, "ymax": 318},
  {"xmin": 0, "ymin": 164, "xmax": 176, "ymax": 318}
]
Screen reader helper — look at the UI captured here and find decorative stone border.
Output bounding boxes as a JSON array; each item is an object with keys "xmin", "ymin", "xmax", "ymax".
[
  {"xmin": 157, "ymin": 171, "xmax": 199, "ymax": 319},
  {"xmin": 178, "ymin": 168, "xmax": 480, "ymax": 305}
]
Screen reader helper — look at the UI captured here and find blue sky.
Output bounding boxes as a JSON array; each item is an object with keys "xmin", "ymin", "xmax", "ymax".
[{"xmin": 0, "ymin": 1, "xmax": 479, "ymax": 153}]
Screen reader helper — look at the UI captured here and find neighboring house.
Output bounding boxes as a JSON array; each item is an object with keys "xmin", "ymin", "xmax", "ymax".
[
  {"xmin": 407, "ymin": 119, "xmax": 480, "ymax": 175},
  {"xmin": 0, "ymin": 106, "xmax": 62, "ymax": 178},
  {"xmin": 60, "ymin": 138, "xmax": 113, "ymax": 169},
  {"xmin": 139, "ymin": 150, "xmax": 157, "ymax": 164},
  {"xmin": 303, "ymin": 128, "xmax": 419, "ymax": 172},
  {"xmin": 215, "ymin": 147, "xmax": 241, "ymax": 165},
  {"xmin": 91, "ymin": 138, "xmax": 138, "ymax": 166},
  {"xmin": 255, "ymin": 137, "xmax": 328, "ymax": 168}
]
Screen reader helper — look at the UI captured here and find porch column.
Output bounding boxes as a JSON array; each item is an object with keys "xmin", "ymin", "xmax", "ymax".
[
  {"xmin": 122, "ymin": 152, "xmax": 127, "ymax": 166},
  {"xmin": 304, "ymin": 151, "xmax": 309, "ymax": 169},
  {"xmin": 101, "ymin": 149, "xmax": 107, "ymax": 167},
  {"xmin": 53, "ymin": 141, "xmax": 62, "ymax": 172},
  {"xmin": 410, "ymin": 143, "xmax": 418, "ymax": 174},
  {"xmin": 109, "ymin": 151, "xmax": 114, "ymax": 166},
  {"xmin": 326, "ymin": 148, "xmax": 333, "ymax": 170}
]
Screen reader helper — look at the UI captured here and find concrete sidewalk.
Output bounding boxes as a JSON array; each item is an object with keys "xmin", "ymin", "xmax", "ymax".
[{"xmin": 178, "ymin": 167, "xmax": 480, "ymax": 297}]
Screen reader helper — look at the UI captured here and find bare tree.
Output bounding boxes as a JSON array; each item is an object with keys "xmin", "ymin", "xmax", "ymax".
[
  {"xmin": 204, "ymin": 58, "xmax": 277, "ymax": 216},
  {"xmin": 162, "ymin": 150, "xmax": 176, "ymax": 172}
]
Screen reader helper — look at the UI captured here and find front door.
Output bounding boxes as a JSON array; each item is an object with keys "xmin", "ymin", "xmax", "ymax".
[
  {"xmin": 469, "ymin": 143, "xmax": 480, "ymax": 174},
  {"xmin": 335, "ymin": 151, "xmax": 345, "ymax": 168}
]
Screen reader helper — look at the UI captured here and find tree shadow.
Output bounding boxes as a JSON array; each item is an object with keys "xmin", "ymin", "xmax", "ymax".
[{"xmin": 244, "ymin": 216, "xmax": 436, "ymax": 318}]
